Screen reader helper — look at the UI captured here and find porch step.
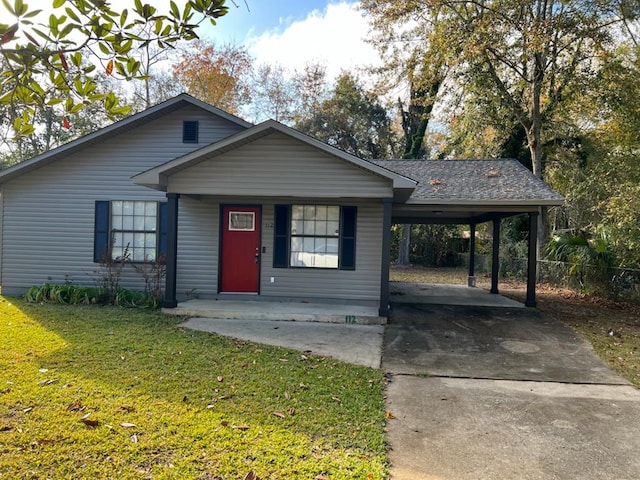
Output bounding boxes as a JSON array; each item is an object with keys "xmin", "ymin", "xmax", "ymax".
[{"xmin": 163, "ymin": 299, "xmax": 387, "ymax": 325}]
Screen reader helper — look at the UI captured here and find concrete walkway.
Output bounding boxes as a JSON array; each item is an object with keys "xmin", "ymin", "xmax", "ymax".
[
  {"xmin": 180, "ymin": 317, "xmax": 384, "ymax": 368},
  {"xmin": 178, "ymin": 284, "xmax": 640, "ymax": 480}
]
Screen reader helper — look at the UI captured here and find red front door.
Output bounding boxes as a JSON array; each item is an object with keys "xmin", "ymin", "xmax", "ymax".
[{"xmin": 220, "ymin": 206, "xmax": 261, "ymax": 293}]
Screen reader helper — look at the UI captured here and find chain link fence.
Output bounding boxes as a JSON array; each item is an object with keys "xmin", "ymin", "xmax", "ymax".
[{"xmin": 466, "ymin": 253, "xmax": 640, "ymax": 302}]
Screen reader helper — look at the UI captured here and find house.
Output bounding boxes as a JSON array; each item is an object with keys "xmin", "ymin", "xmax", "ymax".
[{"xmin": 0, "ymin": 94, "xmax": 563, "ymax": 317}]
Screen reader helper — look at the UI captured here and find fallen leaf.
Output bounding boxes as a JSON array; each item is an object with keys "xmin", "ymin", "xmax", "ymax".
[
  {"xmin": 284, "ymin": 391, "xmax": 291, "ymax": 400},
  {"xmin": 299, "ymin": 355, "xmax": 308, "ymax": 361},
  {"xmin": 81, "ymin": 418, "xmax": 100, "ymax": 427},
  {"xmin": 243, "ymin": 471, "xmax": 262, "ymax": 480},
  {"xmin": 316, "ymin": 475, "xmax": 330, "ymax": 480},
  {"xmin": 38, "ymin": 378, "xmax": 58, "ymax": 386},
  {"xmin": 120, "ymin": 422, "xmax": 136, "ymax": 428},
  {"xmin": 217, "ymin": 376, "xmax": 224, "ymax": 382},
  {"xmin": 206, "ymin": 404, "xmax": 215, "ymax": 409},
  {"xmin": 232, "ymin": 425, "xmax": 249, "ymax": 431},
  {"xmin": 62, "ymin": 117, "xmax": 71, "ymax": 130},
  {"xmin": 385, "ymin": 410, "xmax": 395, "ymax": 419},
  {"xmin": 220, "ymin": 420, "xmax": 229, "ymax": 427},
  {"xmin": 299, "ymin": 383, "xmax": 309, "ymax": 390},
  {"xmin": 118, "ymin": 405, "xmax": 135, "ymax": 413},
  {"xmin": 23, "ymin": 407, "xmax": 33, "ymax": 413},
  {"xmin": 130, "ymin": 434, "xmax": 138, "ymax": 443},
  {"xmin": 332, "ymin": 396, "xmax": 342, "ymax": 404},
  {"xmin": 0, "ymin": 426, "xmax": 12, "ymax": 432},
  {"xmin": 38, "ymin": 368, "xmax": 48, "ymax": 373},
  {"xmin": 288, "ymin": 408, "xmax": 296, "ymax": 416},
  {"xmin": 273, "ymin": 411, "xmax": 285, "ymax": 419},
  {"xmin": 67, "ymin": 401, "xmax": 84, "ymax": 412}
]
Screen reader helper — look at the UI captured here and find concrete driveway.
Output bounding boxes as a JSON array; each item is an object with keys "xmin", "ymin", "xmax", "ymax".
[{"xmin": 385, "ymin": 302, "xmax": 640, "ymax": 480}]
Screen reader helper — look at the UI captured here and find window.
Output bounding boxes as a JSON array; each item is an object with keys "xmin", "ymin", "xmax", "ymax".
[
  {"xmin": 183, "ymin": 120, "xmax": 199, "ymax": 143},
  {"xmin": 273, "ymin": 205, "xmax": 357, "ymax": 270},
  {"xmin": 290, "ymin": 205, "xmax": 339, "ymax": 268},
  {"xmin": 229, "ymin": 211, "xmax": 255, "ymax": 231},
  {"xmin": 94, "ymin": 201, "xmax": 167, "ymax": 263}
]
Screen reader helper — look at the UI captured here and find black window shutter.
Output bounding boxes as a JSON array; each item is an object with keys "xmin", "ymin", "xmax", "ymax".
[
  {"xmin": 158, "ymin": 202, "xmax": 168, "ymax": 261},
  {"xmin": 340, "ymin": 206, "xmax": 357, "ymax": 270},
  {"xmin": 94, "ymin": 201, "xmax": 110, "ymax": 263},
  {"xmin": 273, "ymin": 205, "xmax": 290, "ymax": 268},
  {"xmin": 183, "ymin": 120, "xmax": 199, "ymax": 143}
]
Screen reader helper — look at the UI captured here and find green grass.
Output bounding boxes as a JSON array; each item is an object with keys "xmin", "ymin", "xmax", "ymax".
[{"xmin": 0, "ymin": 297, "xmax": 387, "ymax": 479}]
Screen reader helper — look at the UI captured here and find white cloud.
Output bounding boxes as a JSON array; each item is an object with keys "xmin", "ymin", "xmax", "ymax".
[{"xmin": 245, "ymin": 2, "xmax": 381, "ymax": 80}]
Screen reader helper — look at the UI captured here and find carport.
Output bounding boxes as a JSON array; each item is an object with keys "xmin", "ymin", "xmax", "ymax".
[{"xmin": 375, "ymin": 159, "xmax": 565, "ymax": 310}]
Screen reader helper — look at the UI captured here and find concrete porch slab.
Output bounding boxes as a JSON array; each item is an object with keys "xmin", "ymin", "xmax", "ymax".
[
  {"xmin": 163, "ymin": 299, "xmax": 387, "ymax": 325},
  {"xmin": 390, "ymin": 281, "xmax": 526, "ymax": 308}
]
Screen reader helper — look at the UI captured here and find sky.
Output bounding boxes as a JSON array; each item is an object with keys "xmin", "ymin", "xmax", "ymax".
[
  {"xmin": 207, "ymin": 0, "xmax": 381, "ymax": 78},
  {"xmin": 1, "ymin": 0, "xmax": 381, "ymax": 81}
]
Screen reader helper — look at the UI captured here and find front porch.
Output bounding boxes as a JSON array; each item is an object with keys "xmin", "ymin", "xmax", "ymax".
[
  {"xmin": 162, "ymin": 280, "xmax": 525, "ymax": 324},
  {"xmin": 163, "ymin": 298, "xmax": 387, "ymax": 325}
]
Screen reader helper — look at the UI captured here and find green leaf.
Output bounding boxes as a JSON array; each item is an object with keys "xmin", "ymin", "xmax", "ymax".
[
  {"xmin": 15, "ymin": 0, "xmax": 27, "ymax": 16},
  {"xmin": 31, "ymin": 27, "xmax": 53, "ymax": 42},
  {"xmin": 98, "ymin": 42, "xmax": 111, "ymax": 55},
  {"xmin": 45, "ymin": 97, "xmax": 63, "ymax": 106},
  {"xmin": 2, "ymin": 0, "xmax": 15, "ymax": 16},
  {"xmin": 0, "ymin": 90, "xmax": 14, "ymax": 104},
  {"xmin": 53, "ymin": 0, "xmax": 66, "ymax": 7},
  {"xmin": 22, "ymin": 9, "xmax": 42, "ymax": 19},
  {"xmin": 170, "ymin": 1, "xmax": 180, "ymax": 19},
  {"xmin": 65, "ymin": 7, "xmax": 80, "ymax": 23}
]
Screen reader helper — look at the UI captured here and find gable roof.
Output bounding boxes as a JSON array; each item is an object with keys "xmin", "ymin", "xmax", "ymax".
[
  {"xmin": 373, "ymin": 159, "xmax": 564, "ymax": 206},
  {"xmin": 132, "ymin": 119, "xmax": 418, "ymax": 191},
  {"xmin": 0, "ymin": 93, "xmax": 252, "ymax": 185}
]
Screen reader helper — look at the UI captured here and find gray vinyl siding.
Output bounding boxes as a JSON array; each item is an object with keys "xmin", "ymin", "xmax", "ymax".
[
  {"xmin": 0, "ymin": 106, "xmax": 245, "ymax": 294},
  {"xmin": 172, "ymin": 196, "xmax": 383, "ymax": 303},
  {"xmin": 167, "ymin": 131, "xmax": 393, "ymax": 198},
  {"xmin": 175, "ymin": 197, "xmax": 220, "ymax": 298}
]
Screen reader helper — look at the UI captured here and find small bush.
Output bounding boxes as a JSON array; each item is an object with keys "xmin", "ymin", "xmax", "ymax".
[{"xmin": 25, "ymin": 284, "xmax": 99, "ymax": 305}]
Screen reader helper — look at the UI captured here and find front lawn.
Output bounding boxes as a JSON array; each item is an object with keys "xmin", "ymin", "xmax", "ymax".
[{"xmin": 0, "ymin": 298, "xmax": 386, "ymax": 479}]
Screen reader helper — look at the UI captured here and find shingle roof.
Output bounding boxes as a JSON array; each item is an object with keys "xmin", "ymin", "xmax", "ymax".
[{"xmin": 372, "ymin": 159, "xmax": 564, "ymax": 204}]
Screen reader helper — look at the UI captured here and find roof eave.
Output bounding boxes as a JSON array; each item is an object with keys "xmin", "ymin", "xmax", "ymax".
[{"xmin": 404, "ymin": 198, "xmax": 564, "ymax": 207}]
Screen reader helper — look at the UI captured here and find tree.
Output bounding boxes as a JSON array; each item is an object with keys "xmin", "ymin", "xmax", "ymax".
[
  {"xmin": 0, "ymin": 0, "xmax": 228, "ymax": 137},
  {"xmin": 171, "ymin": 40, "xmax": 252, "ymax": 115},
  {"xmin": 363, "ymin": 0, "xmax": 640, "ymax": 261},
  {"xmin": 249, "ymin": 63, "xmax": 297, "ymax": 123},
  {"xmin": 295, "ymin": 72, "xmax": 398, "ymax": 160},
  {"xmin": 291, "ymin": 62, "xmax": 328, "ymax": 124}
]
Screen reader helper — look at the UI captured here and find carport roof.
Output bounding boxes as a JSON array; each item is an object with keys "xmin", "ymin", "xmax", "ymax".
[{"xmin": 372, "ymin": 159, "xmax": 564, "ymax": 206}]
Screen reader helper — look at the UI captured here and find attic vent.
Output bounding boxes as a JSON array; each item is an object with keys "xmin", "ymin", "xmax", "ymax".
[{"xmin": 183, "ymin": 120, "xmax": 199, "ymax": 143}]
